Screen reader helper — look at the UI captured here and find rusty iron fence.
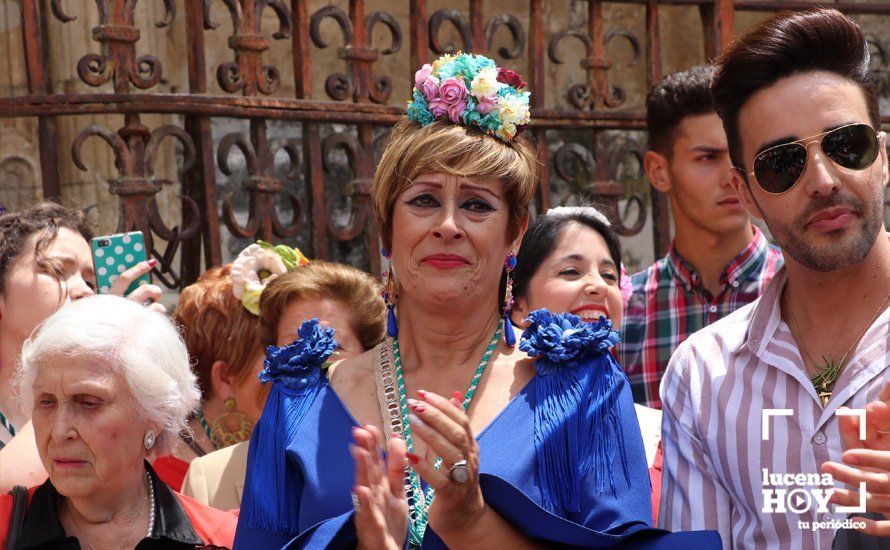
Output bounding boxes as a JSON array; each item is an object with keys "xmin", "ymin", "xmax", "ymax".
[{"xmin": 1, "ymin": 0, "xmax": 889, "ymax": 288}]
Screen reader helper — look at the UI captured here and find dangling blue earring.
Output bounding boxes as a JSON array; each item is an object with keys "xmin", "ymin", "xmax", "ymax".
[
  {"xmin": 381, "ymin": 248, "xmax": 398, "ymax": 337},
  {"xmin": 502, "ymin": 253, "xmax": 517, "ymax": 347}
]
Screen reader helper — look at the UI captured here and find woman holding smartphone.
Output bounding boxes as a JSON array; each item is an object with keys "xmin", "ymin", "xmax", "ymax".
[{"xmin": 0, "ymin": 201, "xmax": 162, "ymax": 490}]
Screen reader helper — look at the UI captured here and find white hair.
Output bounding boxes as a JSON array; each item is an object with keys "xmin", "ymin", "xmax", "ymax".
[
  {"xmin": 16, "ymin": 294, "xmax": 199, "ymax": 455},
  {"xmin": 545, "ymin": 205, "xmax": 611, "ymax": 227}
]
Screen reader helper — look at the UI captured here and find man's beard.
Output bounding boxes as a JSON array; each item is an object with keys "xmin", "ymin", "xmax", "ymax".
[{"xmin": 757, "ymin": 190, "xmax": 884, "ymax": 272}]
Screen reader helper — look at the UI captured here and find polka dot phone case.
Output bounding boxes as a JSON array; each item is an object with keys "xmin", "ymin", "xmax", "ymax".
[{"xmin": 90, "ymin": 231, "xmax": 150, "ymax": 295}]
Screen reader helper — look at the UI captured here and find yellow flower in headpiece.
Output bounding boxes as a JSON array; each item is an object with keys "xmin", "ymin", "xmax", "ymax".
[
  {"xmin": 432, "ymin": 53, "xmax": 456, "ymax": 72},
  {"xmin": 497, "ymin": 122, "xmax": 518, "ymax": 141},
  {"xmin": 230, "ymin": 241, "xmax": 310, "ymax": 315},
  {"xmin": 239, "ymin": 280, "xmax": 266, "ymax": 316}
]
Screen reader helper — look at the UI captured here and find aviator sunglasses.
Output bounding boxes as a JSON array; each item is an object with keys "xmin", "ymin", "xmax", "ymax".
[{"xmin": 745, "ymin": 123, "xmax": 880, "ymax": 194}]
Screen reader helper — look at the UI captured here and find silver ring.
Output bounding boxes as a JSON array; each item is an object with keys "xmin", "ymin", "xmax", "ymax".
[
  {"xmin": 448, "ymin": 460, "xmax": 469, "ymax": 484},
  {"xmin": 350, "ymin": 491, "xmax": 360, "ymax": 510}
]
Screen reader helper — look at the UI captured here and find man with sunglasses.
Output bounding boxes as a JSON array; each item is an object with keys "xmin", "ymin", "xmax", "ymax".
[
  {"xmin": 620, "ymin": 65, "xmax": 783, "ymax": 410},
  {"xmin": 659, "ymin": 8, "xmax": 890, "ymax": 549}
]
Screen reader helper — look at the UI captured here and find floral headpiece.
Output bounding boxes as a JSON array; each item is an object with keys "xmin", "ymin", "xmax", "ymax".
[
  {"xmin": 230, "ymin": 240, "xmax": 310, "ymax": 315},
  {"xmin": 406, "ymin": 53, "xmax": 531, "ymax": 142}
]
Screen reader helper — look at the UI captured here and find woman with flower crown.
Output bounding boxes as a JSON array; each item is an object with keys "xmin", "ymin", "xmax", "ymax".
[{"xmin": 235, "ymin": 54, "xmax": 720, "ymax": 548}]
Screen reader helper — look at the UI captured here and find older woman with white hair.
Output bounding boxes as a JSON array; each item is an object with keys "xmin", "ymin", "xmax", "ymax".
[{"xmin": 0, "ymin": 294, "xmax": 236, "ymax": 549}]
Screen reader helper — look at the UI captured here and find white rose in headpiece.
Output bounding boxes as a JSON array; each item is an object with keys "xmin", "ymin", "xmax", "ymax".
[
  {"xmin": 470, "ymin": 66, "xmax": 503, "ymax": 101},
  {"xmin": 496, "ymin": 92, "xmax": 531, "ymax": 126},
  {"xmin": 230, "ymin": 243, "xmax": 288, "ymax": 314}
]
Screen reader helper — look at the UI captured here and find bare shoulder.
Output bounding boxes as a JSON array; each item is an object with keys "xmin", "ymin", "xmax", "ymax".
[
  {"xmin": 480, "ymin": 344, "xmax": 536, "ymax": 401},
  {"xmin": 327, "ymin": 346, "xmax": 377, "ymax": 391},
  {"xmin": 0, "ymin": 421, "xmax": 47, "ymax": 492},
  {"xmin": 326, "ymin": 346, "xmax": 381, "ymax": 427}
]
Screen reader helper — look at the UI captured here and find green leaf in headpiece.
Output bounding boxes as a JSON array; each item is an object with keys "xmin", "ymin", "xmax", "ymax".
[{"xmin": 256, "ymin": 240, "xmax": 307, "ymax": 271}]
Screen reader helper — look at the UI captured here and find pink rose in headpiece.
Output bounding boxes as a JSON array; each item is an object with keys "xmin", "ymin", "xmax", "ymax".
[
  {"xmin": 439, "ymin": 77, "xmax": 468, "ymax": 105},
  {"xmin": 427, "ymin": 97, "xmax": 449, "ymax": 119},
  {"xmin": 476, "ymin": 96, "xmax": 496, "ymax": 115},
  {"xmin": 497, "ymin": 67, "xmax": 527, "ymax": 90},
  {"xmin": 447, "ymin": 101, "xmax": 467, "ymax": 123},
  {"xmin": 414, "ymin": 64, "xmax": 433, "ymax": 88},
  {"xmin": 414, "ymin": 63, "xmax": 440, "ymax": 101}
]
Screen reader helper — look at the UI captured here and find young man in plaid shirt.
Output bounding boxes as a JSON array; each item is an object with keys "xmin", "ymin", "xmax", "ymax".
[{"xmin": 619, "ymin": 66, "xmax": 783, "ymax": 409}]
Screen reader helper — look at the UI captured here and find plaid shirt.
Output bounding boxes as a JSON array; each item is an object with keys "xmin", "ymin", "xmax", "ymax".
[{"xmin": 618, "ymin": 226, "xmax": 783, "ymax": 408}]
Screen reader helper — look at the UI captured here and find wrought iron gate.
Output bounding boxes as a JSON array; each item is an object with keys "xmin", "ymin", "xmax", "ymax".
[{"xmin": 1, "ymin": 0, "xmax": 888, "ymax": 288}]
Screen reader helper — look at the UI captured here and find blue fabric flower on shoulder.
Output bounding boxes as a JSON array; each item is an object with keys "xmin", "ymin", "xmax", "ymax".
[
  {"xmin": 518, "ymin": 308, "xmax": 629, "ymax": 515},
  {"xmin": 259, "ymin": 318, "xmax": 337, "ymax": 391},
  {"xmin": 519, "ymin": 309, "xmax": 620, "ymax": 374}
]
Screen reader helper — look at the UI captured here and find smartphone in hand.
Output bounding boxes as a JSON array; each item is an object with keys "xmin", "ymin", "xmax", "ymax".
[{"xmin": 91, "ymin": 231, "xmax": 150, "ymax": 295}]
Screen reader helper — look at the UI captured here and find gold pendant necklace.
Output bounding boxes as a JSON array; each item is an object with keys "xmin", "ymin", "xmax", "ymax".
[{"xmin": 787, "ymin": 291, "xmax": 890, "ymax": 407}]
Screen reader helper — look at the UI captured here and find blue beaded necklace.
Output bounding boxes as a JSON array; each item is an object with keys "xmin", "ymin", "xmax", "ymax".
[{"xmin": 392, "ymin": 327, "xmax": 501, "ymax": 548}]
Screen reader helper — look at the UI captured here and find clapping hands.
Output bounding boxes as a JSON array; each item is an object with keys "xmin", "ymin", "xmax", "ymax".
[{"xmin": 351, "ymin": 425, "xmax": 408, "ymax": 550}]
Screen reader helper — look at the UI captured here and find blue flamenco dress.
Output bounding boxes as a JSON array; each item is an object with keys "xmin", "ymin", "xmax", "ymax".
[{"xmin": 235, "ymin": 314, "xmax": 720, "ymax": 549}]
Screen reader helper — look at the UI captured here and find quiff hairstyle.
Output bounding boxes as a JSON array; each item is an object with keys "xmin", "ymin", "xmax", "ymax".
[
  {"xmin": 173, "ymin": 264, "xmax": 263, "ymax": 401},
  {"xmin": 0, "ymin": 201, "xmax": 93, "ymax": 295},
  {"xmin": 259, "ymin": 260, "xmax": 386, "ymax": 351},
  {"xmin": 371, "ymin": 119, "xmax": 539, "ymax": 250},
  {"xmin": 712, "ymin": 8, "xmax": 879, "ymax": 175},
  {"xmin": 646, "ymin": 65, "xmax": 716, "ymax": 157}
]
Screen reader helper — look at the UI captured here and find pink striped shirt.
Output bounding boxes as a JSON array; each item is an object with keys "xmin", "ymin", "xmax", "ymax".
[{"xmin": 658, "ymin": 267, "xmax": 890, "ymax": 549}]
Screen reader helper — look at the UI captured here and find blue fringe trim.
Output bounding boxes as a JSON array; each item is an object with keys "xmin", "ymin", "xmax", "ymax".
[
  {"xmin": 534, "ymin": 352, "xmax": 629, "ymax": 515},
  {"xmin": 243, "ymin": 318, "xmax": 335, "ymax": 533},
  {"xmin": 243, "ymin": 382, "xmax": 322, "ymax": 532}
]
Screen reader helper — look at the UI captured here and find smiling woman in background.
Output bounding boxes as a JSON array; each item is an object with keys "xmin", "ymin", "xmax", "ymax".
[
  {"xmin": 510, "ymin": 205, "xmax": 665, "ymax": 518},
  {"xmin": 511, "ymin": 206, "xmax": 629, "ymax": 327}
]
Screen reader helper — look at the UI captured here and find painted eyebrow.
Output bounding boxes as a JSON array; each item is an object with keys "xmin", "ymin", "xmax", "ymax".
[
  {"xmin": 460, "ymin": 183, "xmax": 501, "ymax": 201},
  {"xmin": 407, "ymin": 180, "xmax": 502, "ymax": 201},
  {"xmin": 756, "ymin": 123, "xmax": 853, "ymax": 155}
]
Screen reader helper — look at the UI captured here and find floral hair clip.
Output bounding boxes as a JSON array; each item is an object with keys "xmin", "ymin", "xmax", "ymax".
[
  {"xmin": 230, "ymin": 240, "xmax": 310, "ymax": 315},
  {"xmin": 620, "ymin": 265, "xmax": 634, "ymax": 307},
  {"xmin": 546, "ymin": 206, "xmax": 611, "ymax": 227},
  {"xmin": 406, "ymin": 52, "xmax": 531, "ymax": 142}
]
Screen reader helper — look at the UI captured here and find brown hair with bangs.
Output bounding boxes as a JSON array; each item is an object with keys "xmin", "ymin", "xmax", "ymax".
[
  {"xmin": 372, "ymin": 119, "xmax": 539, "ymax": 249},
  {"xmin": 259, "ymin": 260, "xmax": 386, "ymax": 351},
  {"xmin": 173, "ymin": 264, "xmax": 264, "ymax": 401}
]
